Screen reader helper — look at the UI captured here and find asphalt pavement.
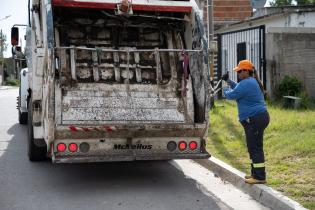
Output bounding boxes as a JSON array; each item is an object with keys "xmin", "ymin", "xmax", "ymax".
[{"xmin": 0, "ymin": 88, "xmax": 268, "ymax": 210}]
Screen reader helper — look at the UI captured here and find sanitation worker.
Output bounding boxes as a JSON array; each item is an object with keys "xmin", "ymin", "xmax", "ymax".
[{"xmin": 221, "ymin": 60, "xmax": 269, "ymax": 184}]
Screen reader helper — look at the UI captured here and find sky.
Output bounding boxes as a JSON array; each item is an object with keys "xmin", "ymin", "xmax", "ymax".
[
  {"xmin": 0, "ymin": 0, "xmax": 272, "ymax": 58},
  {"xmin": 0, "ymin": 0, "xmax": 28, "ymax": 57}
]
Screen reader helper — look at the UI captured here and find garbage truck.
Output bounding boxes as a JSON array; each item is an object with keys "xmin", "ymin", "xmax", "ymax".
[{"xmin": 13, "ymin": 0, "xmax": 211, "ymax": 163}]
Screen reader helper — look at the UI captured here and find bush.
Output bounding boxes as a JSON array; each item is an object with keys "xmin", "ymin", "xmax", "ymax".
[
  {"xmin": 299, "ymin": 91, "xmax": 315, "ymax": 109},
  {"xmin": 277, "ymin": 75, "xmax": 302, "ymax": 98},
  {"xmin": 5, "ymin": 79, "xmax": 19, "ymax": 86}
]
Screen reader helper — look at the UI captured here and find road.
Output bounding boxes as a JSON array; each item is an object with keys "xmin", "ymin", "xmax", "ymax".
[{"xmin": 0, "ymin": 88, "xmax": 269, "ymax": 210}]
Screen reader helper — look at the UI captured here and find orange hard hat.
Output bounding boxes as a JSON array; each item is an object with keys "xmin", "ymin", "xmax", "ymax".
[{"xmin": 233, "ymin": 60, "xmax": 254, "ymax": 72}]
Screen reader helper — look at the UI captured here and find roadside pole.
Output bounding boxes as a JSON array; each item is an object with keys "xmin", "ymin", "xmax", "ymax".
[
  {"xmin": 0, "ymin": 29, "xmax": 4, "ymax": 86},
  {"xmin": 207, "ymin": 0, "xmax": 215, "ymax": 108}
]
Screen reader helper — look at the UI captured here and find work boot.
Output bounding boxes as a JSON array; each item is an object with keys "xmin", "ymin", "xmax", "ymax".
[
  {"xmin": 244, "ymin": 174, "xmax": 253, "ymax": 179},
  {"xmin": 245, "ymin": 177, "xmax": 266, "ymax": 184}
]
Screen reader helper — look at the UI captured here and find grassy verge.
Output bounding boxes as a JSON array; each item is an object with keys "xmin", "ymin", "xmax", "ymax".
[{"xmin": 207, "ymin": 100, "xmax": 315, "ymax": 209}]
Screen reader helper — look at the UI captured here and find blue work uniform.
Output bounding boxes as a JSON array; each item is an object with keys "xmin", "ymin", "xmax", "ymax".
[
  {"xmin": 224, "ymin": 77, "xmax": 269, "ymax": 180},
  {"xmin": 224, "ymin": 77, "xmax": 266, "ymax": 121}
]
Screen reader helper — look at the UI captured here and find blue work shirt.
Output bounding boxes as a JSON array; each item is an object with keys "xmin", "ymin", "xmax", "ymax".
[{"xmin": 224, "ymin": 77, "xmax": 266, "ymax": 122}]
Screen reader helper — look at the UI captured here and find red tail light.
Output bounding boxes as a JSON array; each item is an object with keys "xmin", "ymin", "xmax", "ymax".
[
  {"xmin": 189, "ymin": 141, "xmax": 198, "ymax": 150},
  {"xmin": 68, "ymin": 143, "xmax": 78, "ymax": 152},
  {"xmin": 178, "ymin": 141, "xmax": 187, "ymax": 151},
  {"xmin": 57, "ymin": 143, "xmax": 66, "ymax": 152}
]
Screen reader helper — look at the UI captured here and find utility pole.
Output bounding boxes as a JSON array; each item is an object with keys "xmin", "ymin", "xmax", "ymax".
[
  {"xmin": 0, "ymin": 29, "xmax": 4, "ymax": 86},
  {"xmin": 207, "ymin": 0, "xmax": 215, "ymax": 107},
  {"xmin": 207, "ymin": 0, "xmax": 214, "ymax": 51}
]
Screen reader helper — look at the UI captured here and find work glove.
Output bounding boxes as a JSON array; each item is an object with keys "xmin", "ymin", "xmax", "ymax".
[
  {"xmin": 222, "ymin": 86, "xmax": 230, "ymax": 98},
  {"xmin": 221, "ymin": 71, "xmax": 229, "ymax": 81},
  {"xmin": 223, "ymin": 86, "xmax": 230, "ymax": 92}
]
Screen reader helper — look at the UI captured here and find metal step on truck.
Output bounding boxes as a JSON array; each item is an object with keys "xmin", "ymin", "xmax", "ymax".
[{"xmin": 13, "ymin": 0, "xmax": 212, "ymax": 163}]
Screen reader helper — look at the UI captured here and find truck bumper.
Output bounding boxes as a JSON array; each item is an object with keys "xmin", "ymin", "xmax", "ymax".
[
  {"xmin": 52, "ymin": 153, "xmax": 210, "ymax": 163},
  {"xmin": 50, "ymin": 136, "xmax": 210, "ymax": 163}
]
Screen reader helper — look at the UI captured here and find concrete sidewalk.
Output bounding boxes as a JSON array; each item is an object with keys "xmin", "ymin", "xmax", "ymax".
[{"xmin": 195, "ymin": 157, "xmax": 307, "ymax": 210}]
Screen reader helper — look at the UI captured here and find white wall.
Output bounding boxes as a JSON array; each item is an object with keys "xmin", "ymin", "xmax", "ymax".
[
  {"xmin": 264, "ymin": 12, "xmax": 315, "ymax": 28},
  {"xmin": 216, "ymin": 11, "xmax": 315, "ymax": 34}
]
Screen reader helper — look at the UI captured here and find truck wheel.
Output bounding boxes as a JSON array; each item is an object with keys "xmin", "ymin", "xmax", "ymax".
[
  {"xmin": 18, "ymin": 89, "xmax": 28, "ymax": 124},
  {"xmin": 19, "ymin": 110, "xmax": 28, "ymax": 125},
  {"xmin": 27, "ymin": 100, "xmax": 47, "ymax": 161}
]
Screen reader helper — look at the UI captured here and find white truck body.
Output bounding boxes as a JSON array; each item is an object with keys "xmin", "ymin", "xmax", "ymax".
[
  {"xmin": 18, "ymin": 0, "xmax": 211, "ymax": 163},
  {"xmin": 19, "ymin": 68, "xmax": 29, "ymax": 113},
  {"xmin": 17, "ymin": 68, "xmax": 29, "ymax": 125}
]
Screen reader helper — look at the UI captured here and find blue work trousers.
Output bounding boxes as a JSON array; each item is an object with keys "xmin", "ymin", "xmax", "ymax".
[{"xmin": 241, "ymin": 111, "xmax": 270, "ymax": 180}]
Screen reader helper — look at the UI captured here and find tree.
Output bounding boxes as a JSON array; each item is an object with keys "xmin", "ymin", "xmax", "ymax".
[
  {"xmin": 0, "ymin": 31, "xmax": 8, "ymax": 55},
  {"xmin": 0, "ymin": 30, "xmax": 8, "ymax": 85},
  {"xmin": 296, "ymin": 0, "xmax": 315, "ymax": 5},
  {"xmin": 0, "ymin": 30, "xmax": 8, "ymax": 65},
  {"xmin": 270, "ymin": 0, "xmax": 315, "ymax": 6},
  {"xmin": 270, "ymin": 0, "xmax": 293, "ymax": 6}
]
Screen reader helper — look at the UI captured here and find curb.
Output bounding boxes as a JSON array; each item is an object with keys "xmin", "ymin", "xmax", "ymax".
[{"xmin": 194, "ymin": 157, "xmax": 307, "ymax": 210}]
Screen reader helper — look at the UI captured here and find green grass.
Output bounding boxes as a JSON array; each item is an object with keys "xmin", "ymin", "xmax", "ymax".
[{"xmin": 207, "ymin": 100, "xmax": 315, "ymax": 209}]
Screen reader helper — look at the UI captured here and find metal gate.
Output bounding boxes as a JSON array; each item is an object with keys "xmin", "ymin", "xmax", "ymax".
[{"xmin": 217, "ymin": 25, "xmax": 266, "ymax": 88}]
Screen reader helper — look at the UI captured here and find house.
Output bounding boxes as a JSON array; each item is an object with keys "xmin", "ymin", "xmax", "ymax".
[{"xmin": 215, "ymin": 6, "xmax": 315, "ymax": 98}]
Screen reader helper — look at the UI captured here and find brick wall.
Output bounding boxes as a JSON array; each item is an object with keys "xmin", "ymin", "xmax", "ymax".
[
  {"xmin": 214, "ymin": 0, "xmax": 252, "ymax": 21},
  {"xmin": 202, "ymin": 0, "xmax": 253, "ymax": 24}
]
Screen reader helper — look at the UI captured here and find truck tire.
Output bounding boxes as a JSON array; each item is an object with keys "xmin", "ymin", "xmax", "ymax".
[
  {"xmin": 27, "ymin": 100, "xmax": 47, "ymax": 161},
  {"xmin": 19, "ymin": 110, "xmax": 28, "ymax": 125},
  {"xmin": 18, "ymin": 88, "xmax": 28, "ymax": 124}
]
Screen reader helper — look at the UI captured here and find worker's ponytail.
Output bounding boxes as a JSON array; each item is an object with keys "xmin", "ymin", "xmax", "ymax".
[{"xmin": 252, "ymin": 69, "xmax": 266, "ymax": 100}]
